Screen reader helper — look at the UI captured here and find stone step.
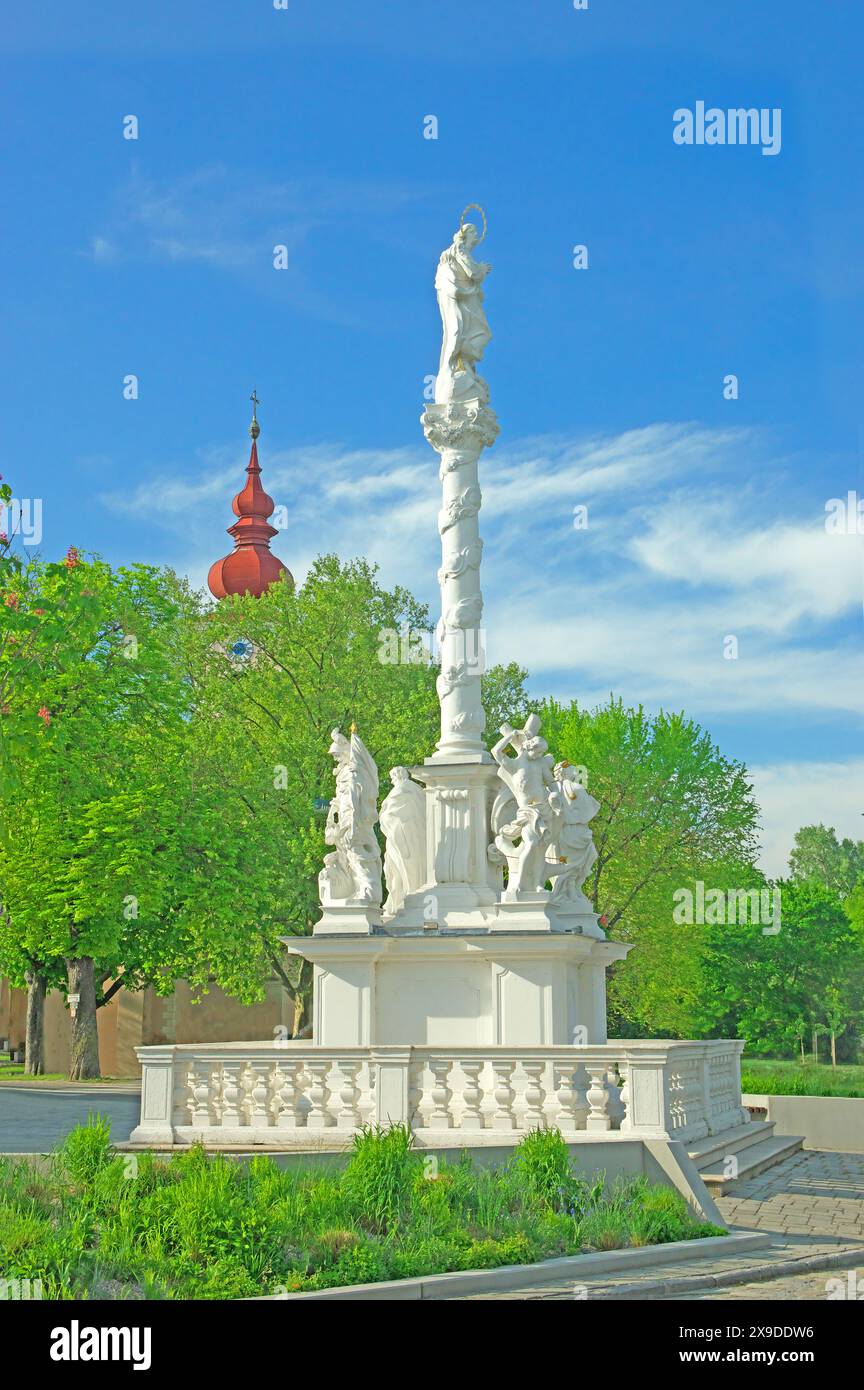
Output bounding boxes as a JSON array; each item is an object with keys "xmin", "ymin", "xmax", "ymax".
[
  {"xmin": 699, "ymin": 1134, "xmax": 805, "ymax": 1195},
  {"xmin": 688, "ymin": 1119, "xmax": 777, "ymax": 1171}
]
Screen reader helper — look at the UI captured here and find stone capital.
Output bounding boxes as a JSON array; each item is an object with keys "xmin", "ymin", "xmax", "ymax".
[{"xmin": 421, "ymin": 400, "xmax": 500, "ymax": 454}]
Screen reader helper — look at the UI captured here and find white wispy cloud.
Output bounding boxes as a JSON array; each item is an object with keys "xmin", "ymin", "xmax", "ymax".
[
  {"xmin": 750, "ymin": 759, "xmax": 864, "ymax": 879},
  {"xmin": 632, "ymin": 496, "xmax": 862, "ymax": 628},
  {"xmin": 99, "ymin": 420, "xmax": 864, "ymax": 728},
  {"xmin": 84, "ymin": 165, "xmax": 426, "ymax": 288}
]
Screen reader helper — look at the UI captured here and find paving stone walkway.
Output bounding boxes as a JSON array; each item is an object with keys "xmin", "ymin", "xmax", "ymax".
[
  {"xmin": 717, "ymin": 1148, "xmax": 864, "ymax": 1245},
  {"xmin": 453, "ymin": 1241, "xmax": 864, "ymax": 1301},
  {"xmin": 664, "ymin": 1268, "xmax": 861, "ymax": 1300}
]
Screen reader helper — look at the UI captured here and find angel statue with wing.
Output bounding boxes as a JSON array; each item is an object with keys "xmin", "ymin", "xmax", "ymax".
[{"xmin": 318, "ymin": 727, "xmax": 382, "ymax": 906}]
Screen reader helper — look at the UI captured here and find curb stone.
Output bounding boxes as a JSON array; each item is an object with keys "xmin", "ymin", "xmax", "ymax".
[
  {"xmin": 0, "ymin": 1083, "xmax": 140, "ymax": 1095},
  {"xmin": 261, "ymin": 1231, "xmax": 770, "ymax": 1301}
]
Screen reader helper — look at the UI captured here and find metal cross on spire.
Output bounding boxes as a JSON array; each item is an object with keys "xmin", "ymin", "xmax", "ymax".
[{"xmin": 249, "ymin": 390, "xmax": 261, "ymax": 440}]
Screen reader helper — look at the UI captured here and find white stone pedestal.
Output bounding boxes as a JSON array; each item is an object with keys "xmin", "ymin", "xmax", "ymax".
[
  {"xmin": 314, "ymin": 903, "xmax": 382, "ymax": 936},
  {"xmin": 285, "ymin": 930, "xmax": 628, "ymax": 1048}
]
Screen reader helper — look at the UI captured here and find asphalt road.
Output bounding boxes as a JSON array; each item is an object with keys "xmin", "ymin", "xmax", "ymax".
[{"xmin": 0, "ymin": 1087, "xmax": 140, "ymax": 1152}]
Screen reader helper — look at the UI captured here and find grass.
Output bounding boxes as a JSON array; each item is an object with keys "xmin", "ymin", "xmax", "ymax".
[
  {"xmin": 0, "ymin": 1119, "xmax": 724, "ymax": 1299},
  {"xmin": 0, "ymin": 1065, "xmax": 135, "ymax": 1084},
  {"xmin": 741, "ymin": 1058, "xmax": 864, "ymax": 1099}
]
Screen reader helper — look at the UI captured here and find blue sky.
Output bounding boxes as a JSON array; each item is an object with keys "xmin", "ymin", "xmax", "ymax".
[{"xmin": 1, "ymin": 0, "xmax": 862, "ymax": 874}]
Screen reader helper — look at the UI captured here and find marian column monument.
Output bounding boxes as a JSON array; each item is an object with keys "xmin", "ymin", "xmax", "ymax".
[
  {"xmin": 130, "ymin": 212, "xmax": 752, "ymax": 1161},
  {"xmin": 286, "ymin": 209, "xmax": 630, "ymax": 1048}
]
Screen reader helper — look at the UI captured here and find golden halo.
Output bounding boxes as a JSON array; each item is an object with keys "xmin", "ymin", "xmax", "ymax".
[{"xmin": 459, "ymin": 203, "xmax": 488, "ymax": 243}]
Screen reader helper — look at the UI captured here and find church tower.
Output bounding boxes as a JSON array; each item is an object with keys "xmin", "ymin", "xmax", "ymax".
[{"xmin": 207, "ymin": 393, "xmax": 293, "ymax": 599}]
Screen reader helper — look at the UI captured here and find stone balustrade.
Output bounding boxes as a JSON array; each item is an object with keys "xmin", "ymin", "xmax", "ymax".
[{"xmin": 130, "ymin": 1039, "xmax": 748, "ymax": 1149}]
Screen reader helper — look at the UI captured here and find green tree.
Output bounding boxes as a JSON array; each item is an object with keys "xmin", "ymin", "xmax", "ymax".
[
  {"xmin": 788, "ymin": 824, "xmax": 864, "ymax": 898},
  {"xmin": 0, "ymin": 519, "xmax": 100, "ymax": 787},
  {"xmin": 0, "ymin": 555, "xmax": 194, "ymax": 1076},
  {"xmin": 844, "ymin": 883, "xmax": 864, "ymax": 933},
  {"xmin": 537, "ymin": 697, "xmax": 761, "ymax": 1037},
  {"xmin": 481, "ymin": 661, "xmax": 532, "ymax": 734},
  {"xmin": 697, "ymin": 880, "xmax": 864, "ymax": 1059}
]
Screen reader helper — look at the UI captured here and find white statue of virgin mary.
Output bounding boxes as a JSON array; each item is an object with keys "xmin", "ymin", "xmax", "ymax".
[{"xmin": 434, "ymin": 220, "xmax": 492, "ymax": 405}]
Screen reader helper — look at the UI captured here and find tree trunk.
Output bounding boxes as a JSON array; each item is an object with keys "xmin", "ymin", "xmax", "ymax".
[
  {"xmin": 831, "ymin": 1031, "xmax": 837, "ymax": 1068},
  {"xmin": 291, "ymin": 959, "xmax": 313, "ymax": 1036},
  {"xmin": 291, "ymin": 990, "xmax": 304, "ymax": 1036},
  {"xmin": 66, "ymin": 957, "xmax": 101, "ymax": 1080},
  {"xmin": 24, "ymin": 968, "xmax": 46, "ymax": 1075},
  {"xmin": 799, "ymin": 1034, "xmax": 805, "ymax": 1063}
]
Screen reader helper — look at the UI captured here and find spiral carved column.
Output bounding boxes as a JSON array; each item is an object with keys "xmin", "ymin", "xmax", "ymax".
[{"xmin": 422, "ymin": 401, "xmax": 499, "ymax": 761}]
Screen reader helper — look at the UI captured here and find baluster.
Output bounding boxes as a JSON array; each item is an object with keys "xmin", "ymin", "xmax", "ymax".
[
  {"xmin": 239, "ymin": 1064, "xmax": 256, "ymax": 1124},
  {"xmin": 606, "ymin": 1066, "xmax": 626, "ymax": 1127},
  {"xmin": 491, "ymin": 1060, "xmax": 516, "ymax": 1130},
  {"xmin": 359, "ymin": 1061, "xmax": 376, "ymax": 1128},
  {"xmin": 295, "ymin": 1062, "xmax": 312, "ymax": 1125},
  {"xmin": 618, "ymin": 1063, "xmax": 632, "ymax": 1131},
  {"xmin": 585, "ymin": 1065, "xmax": 612, "ymax": 1131},
  {"xmin": 427, "ymin": 1058, "xmax": 454, "ymax": 1129},
  {"xmin": 521, "ymin": 1061, "xmax": 546, "ymax": 1130},
  {"xmin": 459, "ymin": 1060, "xmax": 485, "ymax": 1130},
  {"xmin": 248, "ymin": 1065, "xmax": 270, "ymax": 1130},
  {"xmin": 272, "ymin": 1062, "xmax": 302, "ymax": 1127},
  {"xmin": 188, "ymin": 1063, "xmax": 213, "ymax": 1128},
  {"xmin": 211, "ymin": 1064, "xmax": 225, "ymax": 1123},
  {"xmin": 219, "ymin": 1063, "xmax": 243, "ymax": 1127},
  {"xmin": 305, "ymin": 1059, "xmax": 335, "ymax": 1129},
  {"xmin": 553, "ymin": 1061, "xmax": 585, "ymax": 1133},
  {"xmin": 408, "ymin": 1063, "xmax": 425, "ymax": 1130},
  {"xmin": 266, "ymin": 1063, "xmax": 280, "ymax": 1125},
  {"xmin": 334, "ymin": 1059, "xmax": 362, "ymax": 1130}
]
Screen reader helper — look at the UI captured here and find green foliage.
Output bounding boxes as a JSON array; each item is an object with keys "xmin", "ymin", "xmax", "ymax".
[
  {"xmin": 509, "ymin": 1126, "xmax": 577, "ymax": 1208},
  {"xmin": 626, "ymin": 1185, "xmax": 696, "ymax": 1247},
  {"xmin": 53, "ymin": 1114, "xmax": 113, "ymax": 1186},
  {"xmin": 0, "ymin": 1123, "xmax": 721, "ymax": 1298},
  {"xmin": 536, "ymin": 696, "xmax": 761, "ymax": 1037},
  {"xmin": 845, "ymin": 884, "xmax": 864, "ymax": 934},
  {"xmin": 341, "ymin": 1124, "xmax": 418, "ymax": 1232},
  {"xmin": 697, "ymin": 880, "xmax": 864, "ymax": 1058},
  {"xmin": 789, "ymin": 824, "xmax": 864, "ymax": 899},
  {"xmin": 0, "ymin": 553, "xmax": 198, "ymax": 1020}
]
